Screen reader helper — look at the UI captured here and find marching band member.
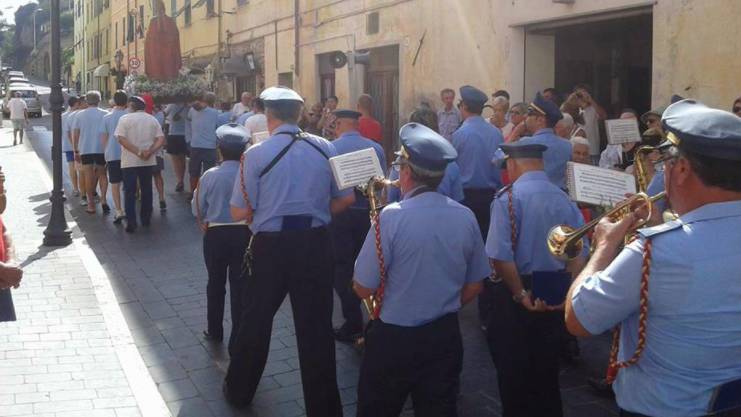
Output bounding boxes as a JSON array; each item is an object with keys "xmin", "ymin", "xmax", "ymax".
[
  {"xmin": 330, "ymin": 109, "xmax": 387, "ymax": 343},
  {"xmin": 486, "ymin": 142, "xmax": 586, "ymax": 417},
  {"xmin": 353, "ymin": 122, "xmax": 490, "ymax": 417},
  {"xmin": 224, "ymin": 86, "xmax": 354, "ymax": 416},
  {"xmin": 191, "ymin": 123, "xmax": 250, "ymax": 353},
  {"xmin": 566, "ymin": 99, "xmax": 741, "ymax": 417},
  {"xmin": 517, "ymin": 92, "xmax": 572, "ymax": 189}
]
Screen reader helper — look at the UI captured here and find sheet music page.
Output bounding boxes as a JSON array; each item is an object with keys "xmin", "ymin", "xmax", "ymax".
[
  {"xmin": 605, "ymin": 118, "xmax": 641, "ymax": 145},
  {"xmin": 568, "ymin": 162, "xmax": 636, "ymax": 206},
  {"xmin": 329, "ymin": 148, "xmax": 384, "ymax": 190}
]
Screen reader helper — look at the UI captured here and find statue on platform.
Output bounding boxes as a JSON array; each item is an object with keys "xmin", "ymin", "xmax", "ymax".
[{"xmin": 144, "ymin": 0, "xmax": 182, "ymax": 81}]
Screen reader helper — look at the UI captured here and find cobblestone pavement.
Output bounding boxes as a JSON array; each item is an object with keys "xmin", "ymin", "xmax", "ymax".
[
  {"xmin": 0, "ymin": 125, "xmax": 169, "ymax": 417},
  {"xmin": 18, "ymin": 119, "xmax": 619, "ymax": 417}
]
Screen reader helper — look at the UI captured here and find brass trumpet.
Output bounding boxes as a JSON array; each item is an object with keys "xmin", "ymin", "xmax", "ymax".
[
  {"xmin": 356, "ymin": 176, "xmax": 399, "ymax": 318},
  {"xmin": 547, "ymin": 191, "xmax": 666, "ymax": 261}
]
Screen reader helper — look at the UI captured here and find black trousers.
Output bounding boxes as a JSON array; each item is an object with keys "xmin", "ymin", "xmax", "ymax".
[
  {"xmin": 357, "ymin": 313, "xmax": 463, "ymax": 417},
  {"xmin": 330, "ymin": 208, "xmax": 370, "ymax": 331},
  {"xmin": 122, "ymin": 166, "xmax": 153, "ymax": 226},
  {"xmin": 487, "ymin": 283, "xmax": 563, "ymax": 417},
  {"xmin": 225, "ymin": 227, "xmax": 342, "ymax": 417},
  {"xmin": 463, "ymin": 188, "xmax": 496, "ymax": 323},
  {"xmin": 202, "ymin": 225, "xmax": 251, "ymax": 353}
]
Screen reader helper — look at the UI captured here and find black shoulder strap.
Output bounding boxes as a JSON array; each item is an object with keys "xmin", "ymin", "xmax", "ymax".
[{"xmin": 258, "ymin": 131, "xmax": 328, "ymax": 178}]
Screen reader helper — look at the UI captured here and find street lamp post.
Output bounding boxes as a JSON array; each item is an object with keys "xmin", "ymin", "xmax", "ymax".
[{"xmin": 43, "ymin": 0, "xmax": 72, "ymax": 247}]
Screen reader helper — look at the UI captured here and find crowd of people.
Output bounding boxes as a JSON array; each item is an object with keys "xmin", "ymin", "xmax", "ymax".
[{"xmin": 54, "ymin": 81, "xmax": 741, "ymax": 417}]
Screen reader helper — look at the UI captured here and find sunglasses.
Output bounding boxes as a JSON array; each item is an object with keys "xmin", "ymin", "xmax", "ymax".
[{"xmin": 733, "ymin": 107, "xmax": 741, "ymax": 113}]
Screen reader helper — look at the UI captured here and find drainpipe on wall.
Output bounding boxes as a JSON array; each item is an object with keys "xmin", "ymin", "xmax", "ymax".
[{"xmin": 294, "ymin": 0, "xmax": 299, "ymax": 79}]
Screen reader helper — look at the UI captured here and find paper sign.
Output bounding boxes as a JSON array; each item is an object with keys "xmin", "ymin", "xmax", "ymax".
[
  {"xmin": 605, "ymin": 118, "xmax": 641, "ymax": 145},
  {"xmin": 566, "ymin": 162, "xmax": 636, "ymax": 206},
  {"xmin": 329, "ymin": 148, "xmax": 384, "ymax": 190}
]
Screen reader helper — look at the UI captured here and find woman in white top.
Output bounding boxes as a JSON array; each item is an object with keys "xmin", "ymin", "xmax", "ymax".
[{"xmin": 243, "ymin": 98, "xmax": 268, "ymax": 144}]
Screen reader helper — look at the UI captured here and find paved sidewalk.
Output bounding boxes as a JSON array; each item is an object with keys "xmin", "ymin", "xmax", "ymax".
[
  {"xmin": 21, "ymin": 121, "xmax": 619, "ymax": 417},
  {"xmin": 0, "ymin": 125, "xmax": 170, "ymax": 417}
]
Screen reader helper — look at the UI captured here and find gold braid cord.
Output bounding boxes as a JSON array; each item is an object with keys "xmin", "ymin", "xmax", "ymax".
[
  {"xmin": 606, "ymin": 238, "xmax": 652, "ymax": 384},
  {"xmin": 239, "ymin": 153, "xmax": 252, "ymax": 215},
  {"xmin": 194, "ymin": 184, "xmax": 206, "ymax": 232},
  {"xmin": 370, "ymin": 209, "xmax": 388, "ymax": 320},
  {"xmin": 508, "ymin": 187, "xmax": 517, "ymax": 247}
]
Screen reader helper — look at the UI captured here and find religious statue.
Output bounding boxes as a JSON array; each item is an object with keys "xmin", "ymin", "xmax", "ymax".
[{"xmin": 144, "ymin": 0, "xmax": 182, "ymax": 81}]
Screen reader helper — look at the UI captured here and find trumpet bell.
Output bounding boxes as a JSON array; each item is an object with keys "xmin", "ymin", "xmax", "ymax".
[{"xmin": 547, "ymin": 224, "xmax": 584, "ymax": 261}]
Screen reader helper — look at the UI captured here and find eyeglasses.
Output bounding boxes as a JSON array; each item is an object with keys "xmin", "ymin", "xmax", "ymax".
[
  {"xmin": 391, "ymin": 159, "xmax": 408, "ymax": 172},
  {"xmin": 733, "ymin": 107, "xmax": 741, "ymax": 113}
]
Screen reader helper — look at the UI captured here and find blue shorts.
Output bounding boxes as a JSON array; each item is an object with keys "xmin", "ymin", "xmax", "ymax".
[{"xmin": 65, "ymin": 151, "xmax": 75, "ymax": 162}]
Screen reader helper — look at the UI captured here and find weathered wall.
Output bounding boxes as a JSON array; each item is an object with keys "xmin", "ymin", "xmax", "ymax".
[
  {"xmin": 652, "ymin": 0, "xmax": 741, "ymax": 110},
  {"xmin": 94, "ymin": 0, "xmax": 740, "ymax": 116}
]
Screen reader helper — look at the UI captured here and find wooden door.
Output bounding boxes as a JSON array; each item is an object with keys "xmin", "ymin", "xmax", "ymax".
[{"xmin": 366, "ymin": 70, "xmax": 398, "ymax": 167}]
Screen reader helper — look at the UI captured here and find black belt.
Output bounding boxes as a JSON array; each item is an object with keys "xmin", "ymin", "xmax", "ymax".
[{"xmin": 620, "ymin": 410, "xmax": 717, "ymax": 417}]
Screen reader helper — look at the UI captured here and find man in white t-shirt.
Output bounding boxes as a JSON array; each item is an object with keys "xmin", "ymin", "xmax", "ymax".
[
  {"xmin": 7, "ymin": 93, "xmax": 28, "ymax": 146},
  {"xmin": 231, "ymin": 92, "xmax": 253, "ymax": 120},
  {"xmin": 573, "ymin": 84, "xmax": 607, "ymax": 164},
  {"xmin": 114, "ymin": 96, "xmax": 165, "ymax": 233},
  {"xmin": 243, "ymin": 98, "xmax": 267, "ymax": 143}
]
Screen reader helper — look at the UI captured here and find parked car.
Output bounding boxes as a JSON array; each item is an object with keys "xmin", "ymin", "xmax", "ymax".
[
  {"xmin": 6, "ymin": 71, "xmax": 24, "ymax": 81},
  {"xmin": 2, "ymin": 86, "xmax": 42, "ymax": 118},
  {"xmin": 7, "ymin": 77, "xmax": 30, "ymax": 85}
]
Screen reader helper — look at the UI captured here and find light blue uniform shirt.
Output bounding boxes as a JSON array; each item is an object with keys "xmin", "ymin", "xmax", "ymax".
[
  {"xmin": 230, "ymin": 124, "xmax": 350, "ymax": 233},
  {"xmin": 452, "ymin": 115, "xmax": 503, "ymax": 190},
  {"xmin": 189, "ymin": 107, "xmax": 219, "ymax": 149},
  {"xmin": 154, "ymin": 111, "xmax": 165, "ymax": 128},
  {"xmin": 387, "ymin": 162, "xmax": 464, "ymax": 203},
  {"xmin": 332, "ymin": 130, "xmax": 387, "ymax": 210},
  {"xmin": 100, "ymin": 108, "xmax": 128, "ymax": 162},
  {"xmin": 646, "ymin": 170, "xmax": 667, "ymax": 213},
  {"xmin": 571, "ymin": 201, "xmax": 741, "ymax": 417},
  {"xmin": 518, "ymin": 128, "xmax": 572, "ymax": 189},
  {"xmin": 354, "ymin": 191, "xmax": 491, "ymax": 326},
  {"xmin": 61, "ymin": 110, "xmax": 75, "ymax": 153},
  {"xmin": 486, "ymin": 171, "xmax": 584, "ymax": 273},
  {"xmin": 236, "ymin": 111, "xmax": 254, "ymax": 126},
  {"xmin": 165, "ymin": 104, "xmax": 188, "ymax": 135},
  {"xmin": 72, "ymin": 107, "xmax": 108, "ymax": 155},
  {"xmin": 217, "ymin": 111, "xmax": 232, "ymax": 127},
  {"xmin": 193, "ymin": 160, "xmax": 241, "ymax": 224}
]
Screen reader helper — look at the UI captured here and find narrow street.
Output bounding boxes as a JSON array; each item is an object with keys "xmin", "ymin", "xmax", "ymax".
[{"xmin": 0, "ymin": 114, "xmax": 619, "ymax": 416}]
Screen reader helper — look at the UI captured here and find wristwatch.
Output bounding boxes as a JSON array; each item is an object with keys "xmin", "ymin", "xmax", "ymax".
[{"xmin": 512, "ymin": 289, "xmax": 528, "ymax": 303}]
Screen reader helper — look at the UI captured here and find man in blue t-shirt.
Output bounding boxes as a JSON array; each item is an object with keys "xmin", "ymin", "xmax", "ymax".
[{"xmin": 187, "ymin": 92, "xmax": 220, "ymax": 196}]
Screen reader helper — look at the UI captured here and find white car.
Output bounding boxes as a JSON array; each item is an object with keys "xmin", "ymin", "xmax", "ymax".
[
  {"xmin": 2, "ymin": 86, "xmax": 42, "ymax": 118},
  {"xmin": 8, "ymin": 78, "xmax": 30, "ymax": 87}
]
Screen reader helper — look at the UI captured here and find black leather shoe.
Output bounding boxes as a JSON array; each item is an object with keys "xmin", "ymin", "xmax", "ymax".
[
  {"xmin": 333, "ymin": 322, "xmax": 363, "ymax": 343},
  {"xmin": 587, "ymin": 377, "xmax": 615, "ymax": 398},
  {"xmin": 125, "ymin": 223, "xmax": 137, "ymax": 233},
  {"xmin": 203, "ymin": 331, "xmax": 223, "ymax": 342},
  {"xmin": 223, "ymin": 380, "xmax": 250, "ymax": 409}
]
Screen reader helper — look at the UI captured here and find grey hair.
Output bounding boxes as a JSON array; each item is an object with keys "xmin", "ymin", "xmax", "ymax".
[
  {"xmin": 570, "ymin": 136, "xmax": 590, "ymax": 147},
  {"xmin": 510, "ymin": 102, "xmax": 527, "ymax": 114},
  {"xmin": 265, "ymin": 100, "xmax": 303, "ymax": 124},
  {"xmin": 407, "ymin": 160, "xmax": 445, "ymax": 190},
  {"xmin": 85, "ymin": 90, "xmax": 101, "ymax": 105},
  {"xmin": 557, "ymin": 113, "xmax": 575, "ymax": 129},
  {"xmin": 491, "ymin": 96, "xmax": 510, "ymax": 111}
]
